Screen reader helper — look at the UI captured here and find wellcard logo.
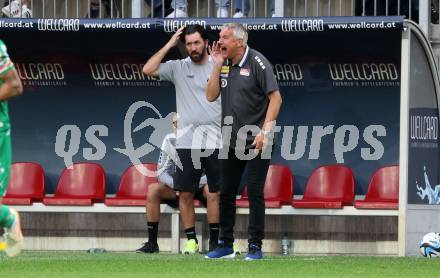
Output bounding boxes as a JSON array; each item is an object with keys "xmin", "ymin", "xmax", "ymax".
[
  {"xmin": 409, "ymin": 111, "xmax": 439, "ymax": 149},
  {"xmin": 274, "ymin": 63, "xmax": 304, "ymax": 87},
  {"xmin": 410, "ymin": 115, "xmax": 438, "ymax": 141},
  {"xmin": 16, "ymin": 62, "xmax": 66, "ymax": 86},
  {"xmin": 281, "ymin": 19, "xmax": 324, "ymax": 32},
  {"xmin": 37, "ymin": 19, "xmax": 80, "ymax": 31},
  {"xmin": 89, "ymin": 63, "xmax": 160, "ymax": 87},
  {"xmin": 163, "ymin": 19, "xmax": 207, "ymax": 33},
  {"xmin": 329, "ymin": 63, "xmax": 399, "ymax": 87}
]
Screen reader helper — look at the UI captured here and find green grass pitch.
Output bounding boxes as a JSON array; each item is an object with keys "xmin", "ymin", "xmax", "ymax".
[{"xmin": 1, "ymin": 251, "xmax": 439, "ymax": 277}]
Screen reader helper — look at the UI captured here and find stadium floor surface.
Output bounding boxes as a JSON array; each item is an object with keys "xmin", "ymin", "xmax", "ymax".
[{"xmin": 0, "ymin": 251, "xmax": 438, "ymax": 277}]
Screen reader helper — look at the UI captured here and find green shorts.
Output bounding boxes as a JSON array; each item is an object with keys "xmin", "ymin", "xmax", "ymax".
[{"xmin": 0, "ymin": 129, "xmax": 11, "ymax": 197}]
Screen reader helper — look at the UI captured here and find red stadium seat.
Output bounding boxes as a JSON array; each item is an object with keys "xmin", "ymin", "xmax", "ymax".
[
  {"xmin": 105, "ymin": 164, "xmax": 158, "ymax": 206},
  {"xmin": 3, "ymin": 162, "xmax": 45, "ymax": 205},
  {"xmin": 43, "ymin": 163, "xmax": 106, "ymax": 206},
  {"xmin": 236, "ymin": 165, "xmax": 293, "ymax": 208},
  {"xmin": 355, "ymin": 166, "xmax": 399, "ymax": 209},
  {"xmin": 292, "ymin": 165, "xmax": 354, "ymax": 209}
]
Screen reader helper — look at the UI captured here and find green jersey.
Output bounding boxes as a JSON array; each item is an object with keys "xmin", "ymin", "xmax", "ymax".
[{"xmin": 0, "ymin": 39, "xmax": 15, "ymax": 132}]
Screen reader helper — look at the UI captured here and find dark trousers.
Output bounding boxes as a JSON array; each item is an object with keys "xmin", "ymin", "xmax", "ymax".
[{"xmin": 219, "ymin": 148, "xmax": 271, "ymax": 247}]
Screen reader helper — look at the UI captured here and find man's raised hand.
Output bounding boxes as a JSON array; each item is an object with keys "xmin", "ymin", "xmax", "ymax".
[
  {"xmin": 166, "ymin": 26, "xmax": 185, "ymax": 48},
  {"xmin": 208, "ymin": 41, "xmax": 224, "ymax": 67}
]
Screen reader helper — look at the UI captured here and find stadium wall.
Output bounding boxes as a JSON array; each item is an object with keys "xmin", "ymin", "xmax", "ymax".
[{"xmin": 20, "ymin": 213, "xmax": 397, "ymax": 255}]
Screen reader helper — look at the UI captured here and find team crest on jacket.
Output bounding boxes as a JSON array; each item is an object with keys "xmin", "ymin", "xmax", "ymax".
[
  {"xmin": 221, "ymin": 78, "xmax": 227, "ymax": 88},
  {"xmin": 240, "ymin": 68, "xmax": 250, "ymax": 76}
]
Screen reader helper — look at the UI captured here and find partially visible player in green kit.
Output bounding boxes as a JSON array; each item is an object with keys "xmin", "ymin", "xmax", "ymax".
[{"xmin": 0, "ymin": 39, "xmax": 23, "ymax": 257}]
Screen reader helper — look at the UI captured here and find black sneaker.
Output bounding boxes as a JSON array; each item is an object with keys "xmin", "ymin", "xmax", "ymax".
[
  {"xmin": 136, "ymin": 242, "xmax": 159, "ymax": 253},
  {"xmin": 209, "ymin": 240, "xmax": 218, "ymax": 252}
]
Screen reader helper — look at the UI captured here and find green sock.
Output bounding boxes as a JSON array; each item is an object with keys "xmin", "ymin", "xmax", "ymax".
[{"xmin": 0, "ymin": 205, "xmax": 15, "ymax": 228}]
